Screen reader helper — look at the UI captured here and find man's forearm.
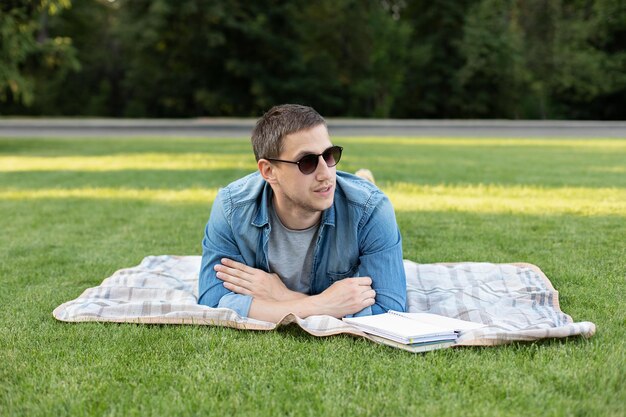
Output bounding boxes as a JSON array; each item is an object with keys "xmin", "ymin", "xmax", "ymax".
[
  {"xmin": 281, "ymin": 289, "xmax": 309, "ymax": 302},
  {"xmin": 248, "ymin": 294, "xmax": 328, "ymax": 323},
  {"xmin": 247, "ymin": 277, "xmax": 376, "ymax": 323}
]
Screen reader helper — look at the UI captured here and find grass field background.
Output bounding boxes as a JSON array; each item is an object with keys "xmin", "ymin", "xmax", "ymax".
[{"xmin": 1, "ymin": 136, "xmax": 624, "ymax": 416}]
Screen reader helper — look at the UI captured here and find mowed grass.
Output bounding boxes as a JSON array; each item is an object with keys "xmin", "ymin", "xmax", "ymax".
[{"xmin": 0, "ymin": 136, "xmax": 624, "ymax": 417}]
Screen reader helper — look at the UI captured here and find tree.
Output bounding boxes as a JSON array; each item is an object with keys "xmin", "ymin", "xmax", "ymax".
[
  {"xmin": 0, "ymin": 0, "xmax": 79, "ymax": 111},
  {"xmin": 456, "ymin": 0, "xmax": 529, "ymax": 118},
  {"xmin": 550, "ymin": 0, "xmax": 626, "ymax": 119},
  {"xmin": 393, "ymin": 0, "xmax": 480, "ymax": 118},
  {"xmin": 2, "ymin": 0, "xmax": 623, "ymax": 118},
  {"xmin": 291, "ymin": 0, "xmax": 412, "ymax": 117}
]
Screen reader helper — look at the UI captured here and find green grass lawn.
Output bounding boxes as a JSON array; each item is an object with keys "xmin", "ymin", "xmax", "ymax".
[{"xmin": 1, "ymin": 136, "xmax": 624, "ymax": 416}]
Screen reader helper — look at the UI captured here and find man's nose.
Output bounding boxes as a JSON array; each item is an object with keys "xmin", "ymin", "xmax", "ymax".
[{"xmin": 314, "ymin": 155, "xmax": 333, "ymax": 179}]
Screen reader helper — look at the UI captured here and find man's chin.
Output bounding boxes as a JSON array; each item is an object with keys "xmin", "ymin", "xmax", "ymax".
[
  {"xmin": 304, "ymin": 196, "xmax": 333, "ymax": 214},
  {"xmin": 317, "ymin": 197, "xmax": 334, "ymax": 211}
]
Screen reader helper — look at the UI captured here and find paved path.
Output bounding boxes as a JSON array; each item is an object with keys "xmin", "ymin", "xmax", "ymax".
[{"xmin": 0, "ymin": 118, "xmax": 625, "ymax": 138}]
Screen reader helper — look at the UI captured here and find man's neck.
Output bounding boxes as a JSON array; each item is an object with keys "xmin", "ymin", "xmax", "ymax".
[{"xmin": 271, "ymin": 196, "xmax": 321, "ymax": 230}]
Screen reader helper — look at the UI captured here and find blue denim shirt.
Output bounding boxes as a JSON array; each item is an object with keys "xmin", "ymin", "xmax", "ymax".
[{"xmin": 198, "ymin": 171, "xmax": 406, "ymax": 318}]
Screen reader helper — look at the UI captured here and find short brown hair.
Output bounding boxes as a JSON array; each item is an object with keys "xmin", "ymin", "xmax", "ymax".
[{"xmin": 251, "ymin": 104, "xmax": 326, "ymax": 161}]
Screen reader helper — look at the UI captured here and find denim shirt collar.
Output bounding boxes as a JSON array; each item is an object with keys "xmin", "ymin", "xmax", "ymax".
[
  {"xmin": 251, "ymin": 181, "xmax": 272, "ymax": 228},
  {"xmin": 251, "ymin": 181, "xmax": 336, "ymax": 228}
]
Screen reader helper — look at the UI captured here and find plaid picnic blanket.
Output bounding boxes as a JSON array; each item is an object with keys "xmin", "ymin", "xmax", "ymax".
[{"xmin": 53, "ymin": 256, "xmax": 596, "ymax": 346}]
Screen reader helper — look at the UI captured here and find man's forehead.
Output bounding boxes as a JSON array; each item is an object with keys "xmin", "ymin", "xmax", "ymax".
[{"xmin": 281, "ymin": 125, "xmax": 331, "ymax": 156}]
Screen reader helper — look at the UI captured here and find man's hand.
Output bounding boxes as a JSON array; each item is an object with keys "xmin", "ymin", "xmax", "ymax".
[
  {"xmin": 214, "ymin": 258, "xmax": 305, "ymax": 302},
  {"xmin": 315, "ymin": 277, "xmax": 376, "ymax": 318}
]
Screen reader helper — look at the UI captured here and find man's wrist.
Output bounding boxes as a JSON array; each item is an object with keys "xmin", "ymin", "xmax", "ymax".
[
  {"xmin": 305, "ymin": 293, "xmax": 329, "ymax": 316},
  {"xmin": 249, "ymin": 293, "xmax": 326, "ymax": 322},
  {"xmin": 282, "ymin": 287, "xmax": 308, "ymax": 302}
]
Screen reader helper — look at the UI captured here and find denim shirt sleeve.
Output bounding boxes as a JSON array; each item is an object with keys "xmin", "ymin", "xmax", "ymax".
[
  {"xmin": 197, "ymin": 189, "xmax": 253, "ymax": 317},
  {"xmin": 355, "ymin": 194, "xmax": 407, "ymax": 316}
]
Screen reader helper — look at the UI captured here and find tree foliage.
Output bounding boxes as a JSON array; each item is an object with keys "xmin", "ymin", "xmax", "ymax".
[
  {"xmin": 0, "ymin": 0, "xmax": 79, "ymax": 108},
  {"xmin": 1, "ymin": 0, "xmax": 624, "ymax": 119}
]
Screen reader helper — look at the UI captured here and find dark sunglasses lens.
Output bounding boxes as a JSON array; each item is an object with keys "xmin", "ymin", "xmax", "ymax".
[
  {"xmin": 297, "ymin": 146, "xmax": 343, "ymax": 174},
  {"xmin": 298, "ymin": 154, "xmax": 319, "ymax": 174},
  {"xmin": 323, "ymin": 146, "xmax": 342, "ymax": 167}
]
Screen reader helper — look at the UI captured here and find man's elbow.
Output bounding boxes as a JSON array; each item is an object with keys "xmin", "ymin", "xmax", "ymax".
[
  {"xmin": 197, "ymin": 290, "xmax": 217, "ymax": 307},
  {"xmin": 197, "ymin": 280, "xmax": 226, "ymax": 308}
]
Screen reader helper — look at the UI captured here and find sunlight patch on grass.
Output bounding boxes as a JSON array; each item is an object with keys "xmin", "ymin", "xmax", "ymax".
[
  {"xmin": 338, "ymin": 137, "xmax": 626, "ymax": 149},
  {"xmin": 0, "ymin": 187, "xmax": 219, "ymax": 203},
  {"xmin": 386, "ymin": 183, "xmax": 625, "ymax": 216},
  {"xmin": 1, "ymin": 184, "xmax": 623, "ymax": 216},
  {"xmin": 589, "ymin": 166, "xmax": 626, "ymax": 173},
  {"xmin": 0, "ymin": 153, "xmax": 257, "ymax": 172}
]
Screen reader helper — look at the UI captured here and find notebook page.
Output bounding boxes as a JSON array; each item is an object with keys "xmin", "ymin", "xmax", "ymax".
[
  {"xmin": 343, "ymin": 313, "xmax": 455, "ymax": 340},
  {"xmin": 389, "ymin": 311, "xmax": 485, "ymax": 331}
]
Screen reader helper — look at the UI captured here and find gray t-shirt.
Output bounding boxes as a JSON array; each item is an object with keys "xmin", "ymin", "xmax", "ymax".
[{"xmin": 268, "ymin": 203, "xmax": 320, "ymax": 294}]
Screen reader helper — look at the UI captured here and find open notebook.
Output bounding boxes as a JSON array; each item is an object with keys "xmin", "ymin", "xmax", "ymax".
[{"xmin": 343, "ymin": 311, "xmax": 485, "ymax": 351}]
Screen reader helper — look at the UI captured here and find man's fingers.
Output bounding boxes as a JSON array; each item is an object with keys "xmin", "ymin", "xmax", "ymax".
[
  {"xmin": 222, "ymin": 281, "xmax": 252, "ymax": 296},
  {"xmin": 216, "ymin": 271, "xmax": 246, "ymax": 287},
  {"xmin": 364, "ymin": 289, "xmax": 376, "ymax": 299},
  {"xmin": 220, "ymin": 258, "xmax": 254, "ymax": 274},
  {"xmin": 361, "ymin": 289, "xmax": 376, "ymax": 307},
  {"xmin": 356, "ymin": 276, "xmax": 372, "ymax": 286},
  {"xmin": 339, "ymin": 277, "xmax": 372, "ymax": 286},
  {"xmin": 214, "ymin": 264, "xmax": 251, "ymax": 281}
]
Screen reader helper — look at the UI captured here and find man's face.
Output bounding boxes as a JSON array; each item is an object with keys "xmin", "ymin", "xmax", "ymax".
[{"xmin": 270, "ymin": 124, "xmax": 336, "ymax": 215}]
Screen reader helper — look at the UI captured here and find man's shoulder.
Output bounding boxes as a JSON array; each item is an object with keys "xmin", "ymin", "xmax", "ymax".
[
  {"xmin": 219, "ymin": 172, "xmax": 266, "ymax": 205},
  {"xmin": 336, "ymin": 171, "xmax": 384, "ymax": 206}
]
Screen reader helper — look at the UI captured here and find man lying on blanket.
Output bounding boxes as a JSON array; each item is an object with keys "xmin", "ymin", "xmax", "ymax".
[{"xmin": 198, "ymin": 104, "xmax": 406, "ymax": 323}]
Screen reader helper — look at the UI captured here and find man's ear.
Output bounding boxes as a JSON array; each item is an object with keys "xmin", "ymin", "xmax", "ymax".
[{"xmin": 258, "ymin": 159, "xmax": 278, "ymax": 184}]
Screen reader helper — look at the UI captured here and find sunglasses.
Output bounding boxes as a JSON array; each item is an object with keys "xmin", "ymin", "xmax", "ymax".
[{"xmin": 266, "ymin": 146, "xmax": 343, "ymax": 175}]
